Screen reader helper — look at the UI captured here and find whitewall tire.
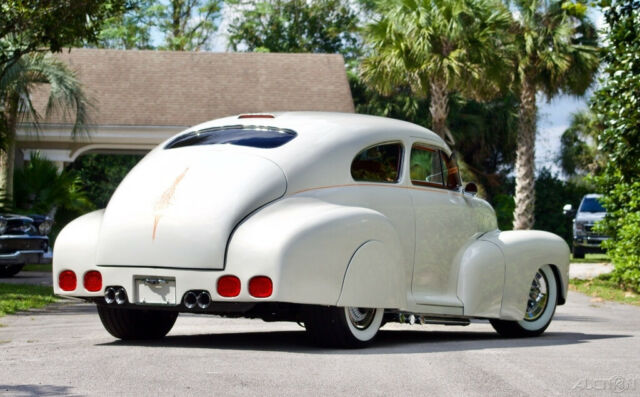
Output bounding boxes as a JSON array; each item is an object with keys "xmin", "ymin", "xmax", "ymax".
[
  {"xmin": 304, "ymin": 306, "xmax": 384, "ymax": 348},
  {"xmin": 491, "ymin": 265, "xmax": 558, "ymax": 337}
]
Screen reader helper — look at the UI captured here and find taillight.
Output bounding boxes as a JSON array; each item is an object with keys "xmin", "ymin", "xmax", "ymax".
[
  {"xmin": 83, "ymin": 271, "xmax": 102, "ymax": 292},
  {"xmin": 59, "ymin": 270, "xmax": 77, "ymax": 291},
  {"xmin": 249, "ymin": 276, "xmax": 272, "ymax": 298},
  {"xmin": 217, "ymin": 275, "xmax": 241, "ymax": 297}
]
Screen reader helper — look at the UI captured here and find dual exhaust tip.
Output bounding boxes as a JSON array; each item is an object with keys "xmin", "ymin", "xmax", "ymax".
[
  {"xmin": 104, "ymin": 287, "xmax": 212, "ymax": 310},
  {"xmin": 104, "ymin": 287, "xmax": 127, "ymax": 305},
  {"xmin": 184, "ymin": 291, "xmax": 211, "ymax": 310}
]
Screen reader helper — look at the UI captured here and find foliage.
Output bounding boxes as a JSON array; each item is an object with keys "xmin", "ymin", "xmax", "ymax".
[
  {"xmin": 592, "ymin": 0, "xmax": 640, "ymax": 292},
  {"xmin": 0, "ymin": 53, "xmax": 91, "ymax": 139},
  {"xmin": 533, "ymin": 168, "xmax": 591, "ymax": 243},
  {"xmin": 360, "ymin": 0, "xmax": 512, "ymax": 139},
  {"xmin": 13, "ymin": 152, "xmax": 94, "ymax": 224},
  {"xmin": 448, "ymin": 94, "xmax": 518, "ymax": 200},
  {"xmin": 91, "ymin": 0, "xmax": 222, "ymax": 50},
  {"xmin": 227, "ymin": 0, "xmax": 362, "ymax": 61},
  {"xmin": 570, "ymin": 273, "xmax": 640, "ymax": 306},
  {"xmin": 508, "ymin": 0, "xmax": 600, "ymax": 230},
  {"xmin": 490, "ymin": 169, "xmax": 591, "ymax": 242},
  {"xmin": 0, "ymin": 283, "xmax": 57, "ymax": 317},
  {"xmin": 559, "ymin": 110, "xmax": 603, "ymax": 177},
  {"xmin": 67, "ymin": 154, "xmax": 143, "ymax": 209},
  {"xmin": 94, "ymin": 0, "xmax": 158, "ymax": 49},
  {"xmin": 0, "ymin": 53, "xmax": 91, "ymax": 199},
  {"xmin": 509, "ymin": 0, "xmax": 599, "ymax": 99},
  {"xmin": 0, "ymin": 0, "xmax": 126, "ymax": 79}
]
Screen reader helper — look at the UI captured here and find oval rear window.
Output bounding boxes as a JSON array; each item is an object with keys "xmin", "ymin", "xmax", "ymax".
[{"xmin": 165, "ymin": 125, "xmax": 297, "ymax": 149}]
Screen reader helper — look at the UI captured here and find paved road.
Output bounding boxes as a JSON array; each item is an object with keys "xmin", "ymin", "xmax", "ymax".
[{"xmin": 0, "ymin": 291, "xmax": 638, "ymax": 396}]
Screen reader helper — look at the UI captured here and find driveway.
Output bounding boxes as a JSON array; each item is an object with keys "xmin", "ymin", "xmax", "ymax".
[{"xmin": 0, "ymin": 291, "xmax": 638, "ymax": 396}]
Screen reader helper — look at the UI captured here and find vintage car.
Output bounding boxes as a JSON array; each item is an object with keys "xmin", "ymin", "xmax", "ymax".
[
  {"xmin": 0, "ymin": 214, "xmax": 52, "ymax": 277},
  {"xmin": 53, "ymin": 112, "xmax": 570, "ymax": 347}
]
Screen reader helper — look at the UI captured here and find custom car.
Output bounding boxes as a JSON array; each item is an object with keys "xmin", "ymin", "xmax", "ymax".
[{"xmin": 53, "ymin": 112, "xmax": 570, "ymax": 347}]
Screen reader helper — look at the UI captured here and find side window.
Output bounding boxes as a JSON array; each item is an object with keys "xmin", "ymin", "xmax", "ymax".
[
  {"xmin": 351, "ymin": 143, "xmax": 402, "ymax": 183},
  {"xmin": 441, "ymin": 151, "xmax": 462, "ymax": 190},
  {"xmin": 410, "ymin": 145, "xmax": 444, "ymax": 187}
]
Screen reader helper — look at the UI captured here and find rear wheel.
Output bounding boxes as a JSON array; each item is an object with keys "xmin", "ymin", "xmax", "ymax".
[
  {"xmin": 0, "ymin": 264, "xmax": 23, "ymax": 278},
  {"xmin": 304, "ymin": 306, "xmax": 384, "ymax": 348},
  {"xmin": 97, "ymin": 305, "xmax": 178, "ymax": 340},
  {"xmin": 491, "ymin": 264, "xmax": 558, "ymax": 337},
  {"xmin": 572, "ymin": 246, "xmax": 585, "ymax": 259}
]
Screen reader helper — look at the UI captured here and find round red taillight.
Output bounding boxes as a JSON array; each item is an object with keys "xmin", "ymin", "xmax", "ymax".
[
  {"xmin": 83, "ymin": 270, "xmax": 102, "ymax": 292},
  {"xmin": 217, "ymin": 275, "xmax": 241, "ymax": 297},
  {"xmin": 59, "ymin": 270, "xmax": 77, "ymax": 291},
  {"xmin": 249, "ymin": 276, "xmax": 272, "ymax": 298}
]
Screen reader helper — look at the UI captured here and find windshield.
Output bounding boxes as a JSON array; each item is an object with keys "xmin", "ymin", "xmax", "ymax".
[
  {"xmin": 579, "ymin": 197, "xmax": 605, "ymax": 213},
  {"xmin": 165, "ymin": 125, "xmax": 297, "ymax": 149}
]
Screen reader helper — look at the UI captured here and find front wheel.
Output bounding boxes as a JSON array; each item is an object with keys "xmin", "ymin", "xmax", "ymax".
[
  {"xmin": 304, "ymin": 306, "xmax": 384, "ymax": 348},
  {"xmin": 97, "ymin": 305, "xmax": 178, "ymax": 340},
  {"xmin": 491, "ymin": 264, "xmax": 558, "ymax": 337}
]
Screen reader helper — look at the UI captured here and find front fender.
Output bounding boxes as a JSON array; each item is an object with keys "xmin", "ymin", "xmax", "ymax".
[
  {"xmin": 481, "ymin": 230, "xmax": 570, "ymax": 320},
  {"xmin": 225, "ymin": 197, "xmax": 408, "ymax": 307}
]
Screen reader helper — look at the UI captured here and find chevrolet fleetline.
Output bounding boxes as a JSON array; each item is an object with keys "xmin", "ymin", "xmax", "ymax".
[{"xmin": 53, "ymin": 113, "xmax": 569, "ymax": 347}]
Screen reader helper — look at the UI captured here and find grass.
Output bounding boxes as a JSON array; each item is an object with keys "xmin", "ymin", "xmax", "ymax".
[
  {"xmin": 22, "ymin": 263, "xmax": 52, "ymax": 272},
  {"xmin": 0, "ymin": 283, "xmax": 58, "ymax": 317},
  {"xmin": 569, "ymin": 273, "xmax": 640, "ymax": 306},
  {"xmin": 570, "ymin": 253, "xmax": 611, "ymax": 263}
]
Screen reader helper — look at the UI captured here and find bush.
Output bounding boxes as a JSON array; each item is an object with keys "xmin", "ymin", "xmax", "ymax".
[{"xmin": 592, "ymin": 1, "xmax": 640, "ymax": 292}]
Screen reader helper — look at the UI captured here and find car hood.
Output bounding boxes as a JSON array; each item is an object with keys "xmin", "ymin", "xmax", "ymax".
[
  {"xmin": 95, "ymin": 148, "xmax": 287, "ymax": 269},
  {"xmin": 575, "ymin": 212, "xmax": 606, "ymax": 223}
]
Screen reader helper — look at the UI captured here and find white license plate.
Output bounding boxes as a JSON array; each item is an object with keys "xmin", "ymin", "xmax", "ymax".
[{"xmin": 135, "ymin": 277, "xmax": 176, "ymax": 305}]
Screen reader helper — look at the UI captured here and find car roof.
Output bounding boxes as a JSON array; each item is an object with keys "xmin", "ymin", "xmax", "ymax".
[
  {"xmin": 182, "ymin": 111, "xmax": 450, "ymax": 154},
  {"xmin": 583, "ymin": 194, "xmax": 602, "ymax": 199}
]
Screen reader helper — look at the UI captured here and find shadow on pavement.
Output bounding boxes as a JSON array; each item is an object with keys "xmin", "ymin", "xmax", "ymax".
[
  {"xmin": 0, "ymin": 384, "xmax": 72, "ymax": 396},
  {"xmin": 97, "ymin": 329, "xmax": 629, "ymax": 355}
]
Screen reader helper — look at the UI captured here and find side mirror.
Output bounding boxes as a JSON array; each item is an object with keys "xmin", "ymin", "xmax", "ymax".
[
  {"xmin": 563, "ymin": 204, "xmax": 575, "ymax": 216},
  {"xmin": 463, "ymin": 182, "xmax": 478, "ymax": 196}
]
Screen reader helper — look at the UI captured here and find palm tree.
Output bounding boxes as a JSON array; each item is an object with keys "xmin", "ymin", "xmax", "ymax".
[
  {"xmin": 0, "ymin": 53, "xmax": 90, "ymax": 199},
  {"xmin": 510, "ymin": 0, "xmax": 599, "ymax": 230},
  {"xmin": 361, "ymin": 0, "xmax": 513, "ymax": 143}
]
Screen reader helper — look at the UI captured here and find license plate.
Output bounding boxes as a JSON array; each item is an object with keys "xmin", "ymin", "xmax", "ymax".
[{"xmin": 135, "ymin": 277, "xmax": 176, "ymax": 305}]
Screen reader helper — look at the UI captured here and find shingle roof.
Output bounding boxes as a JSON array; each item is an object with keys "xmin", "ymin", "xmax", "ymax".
[{"xmin": 34, "ymin": 48, "xmax": 354, "ymax": 127}]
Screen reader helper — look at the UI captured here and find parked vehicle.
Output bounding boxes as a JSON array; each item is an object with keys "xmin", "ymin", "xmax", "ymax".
[
  {"xmin": 53, "ymin": 112, "xmax": 570, "ymax": 347},
  {"xmin": 0, "ymin": 214, "xmax": 52, "ymax": 277},
  {"xmin": 563, "ymin": 194, "xmax": 609, "ymax": 259}
]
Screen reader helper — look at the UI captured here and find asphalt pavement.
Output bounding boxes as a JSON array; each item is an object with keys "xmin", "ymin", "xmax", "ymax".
[{"xmin": 0, "ymin": 290, "xmax": 638, "ymax": 396}]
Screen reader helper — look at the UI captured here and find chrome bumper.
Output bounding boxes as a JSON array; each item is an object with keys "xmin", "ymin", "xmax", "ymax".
[{"xmin": 0, "ymin": 235, "xmax": 50, "ymax": 265}]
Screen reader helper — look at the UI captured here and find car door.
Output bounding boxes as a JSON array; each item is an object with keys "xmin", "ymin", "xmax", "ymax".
[{"xmin": 408, "ymin": 143, "xmax": 477, "ymax": 307}]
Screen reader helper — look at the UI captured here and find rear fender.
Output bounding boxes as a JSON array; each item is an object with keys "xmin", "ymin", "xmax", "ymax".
[{"xmin": 226, "ymin": 197, "xmax": 408, "ymax": 307}]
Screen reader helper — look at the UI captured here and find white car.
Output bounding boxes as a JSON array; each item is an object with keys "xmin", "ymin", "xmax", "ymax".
[{"xmin": 53, "ymin": 112, "xmax": 570, "ymax": 347}]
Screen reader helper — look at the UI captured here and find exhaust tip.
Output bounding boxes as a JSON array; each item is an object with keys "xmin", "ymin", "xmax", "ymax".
[
  {"xmin": 184, "ymin": 291, "xmax": 197, "ymax": 309},
  {"xmin": 115, "ymin": 287, "xmax": 128, "ymax": 305},
  {"xmin": 196, "ymin": 292, "xmax": 211, "ymax": 309},
  {"xmin": 104, "ymin": 287, "xmax": 116, "ymax": 304}
]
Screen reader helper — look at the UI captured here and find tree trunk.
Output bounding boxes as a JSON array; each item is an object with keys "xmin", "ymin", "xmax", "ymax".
[
  {"xmin": 0, "ymin": 95, "xmax": 18, "ymax": 201},
  {"xmin": 513, "ymin": 77, "xmax": 537, "ymax": 230},
  {"xmin": 429, "ymin": 78, "xmax": 449, "ymax": 141}
]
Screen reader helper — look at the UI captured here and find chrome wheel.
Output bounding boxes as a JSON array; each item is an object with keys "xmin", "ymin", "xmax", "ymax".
[
  {"xmin": 524, "ymin": 270, "xmax": 549, "ymax": 322},
  {"xmin": 346, "ymin": 307, "xmax": 376, "ymax": 330}
]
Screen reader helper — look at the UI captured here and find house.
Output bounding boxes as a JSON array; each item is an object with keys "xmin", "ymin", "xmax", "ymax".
[{"xmin": 16, "ymin": 48, "xmax": 354, "ymax": 167}]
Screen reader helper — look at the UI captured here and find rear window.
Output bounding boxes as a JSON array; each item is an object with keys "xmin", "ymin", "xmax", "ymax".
[
  {"xmin": 165, "ymin": 125, "xmax": 297, "ymax": 149},
  {"xmin": 351, "ymin": 143, "xmax": 403, "ymax": 183}
]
